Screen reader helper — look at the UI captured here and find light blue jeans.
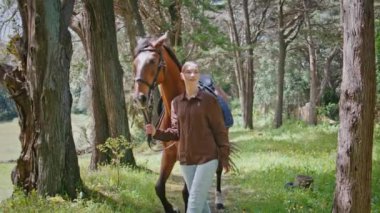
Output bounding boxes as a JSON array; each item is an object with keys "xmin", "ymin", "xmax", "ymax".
[{"xmin": 180, "ymin": 159, "xmax": 218, "ymax": 213}]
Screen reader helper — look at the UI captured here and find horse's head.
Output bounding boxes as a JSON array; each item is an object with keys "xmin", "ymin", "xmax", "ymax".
[{"xmin": 133, "ymin": 33, "xmax": 168, "ymax": 109}]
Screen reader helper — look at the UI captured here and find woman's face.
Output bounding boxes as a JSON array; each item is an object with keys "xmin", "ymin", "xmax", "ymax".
[{"xmin": 181, "ymin": 66, "xmax": 200, "ymax": 85}]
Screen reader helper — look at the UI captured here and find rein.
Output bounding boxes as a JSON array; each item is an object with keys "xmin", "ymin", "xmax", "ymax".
[{"xmin": 134, "ymin": 47, "xmax": 169, "ymax": 151}]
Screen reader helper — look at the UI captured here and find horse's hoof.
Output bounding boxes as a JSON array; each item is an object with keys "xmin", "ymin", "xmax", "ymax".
[
  {"xmin": 216, "ymin": 203, "xmax": 225, "ymax": 210},
  {"xmin": 215, "ymin": 191, "xmax": 225, "ymax": 210},
  {"xmin": 172, "ymin": 207, "xmax": 180, "ymax": 213}
]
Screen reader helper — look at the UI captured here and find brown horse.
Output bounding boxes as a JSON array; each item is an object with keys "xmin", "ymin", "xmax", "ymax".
[{"xmin": 132, "ymin": 33, "xmax": 225, "ymax": 213}]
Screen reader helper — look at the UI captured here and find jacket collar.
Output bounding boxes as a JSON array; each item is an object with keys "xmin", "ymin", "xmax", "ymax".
[{"xmin": 180, "ymin": 89, "xmax": 203, "ymax": 101}]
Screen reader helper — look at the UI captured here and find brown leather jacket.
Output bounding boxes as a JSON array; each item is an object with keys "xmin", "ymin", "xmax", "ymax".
[{"xmin": 154, "ymin": 90, "xmax": 230, "ymax": 166}]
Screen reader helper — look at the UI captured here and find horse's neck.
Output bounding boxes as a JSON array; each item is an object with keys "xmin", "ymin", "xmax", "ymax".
[{"xmin": 159, "ymin": 50, "xmax": 184, "ymax": 114}]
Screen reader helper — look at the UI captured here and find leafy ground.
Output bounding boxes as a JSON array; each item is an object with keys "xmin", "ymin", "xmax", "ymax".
[{"xmin": 0, "ymin": 116, "xmax": 379, "ymax": 212}]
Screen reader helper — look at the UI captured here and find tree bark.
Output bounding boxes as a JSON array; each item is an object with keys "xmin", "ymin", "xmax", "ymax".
[
  {"xmin": 274, "ymin": 0, "xmax": 303, "ymax": 128},
  {"xmin": 0, "ymin": 63, "xmax": 38, "ymax": 193},
  {"xmin": 275, "ymin": 0, "xmax": 286, "ymax": 128},
  {"xmin": 242, "ymin": 0, "xmax": 254, "ymax": 129},
  {"xmin": 303, "ymin": 0, "xmax": 317, "ymax": 125},
  {"xmin": 227, "ymin": 0, "xmax": 249, "ymax": 129},
  {"xmin": 83, "ymin": 0, "xmax": 136, "ymax": 169},
  {"xmin": 333, "ymin": 0, "xmax": 375, "ymax": 212},
  {"xmin": 4, "ymin": 0, "xmax": 82, "ymax": 198}
]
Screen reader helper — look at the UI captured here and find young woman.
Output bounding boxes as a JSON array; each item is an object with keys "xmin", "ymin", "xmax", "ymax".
[{"xmin": 145, "ymin": 61, "xmax": 231, "ymax": 213}]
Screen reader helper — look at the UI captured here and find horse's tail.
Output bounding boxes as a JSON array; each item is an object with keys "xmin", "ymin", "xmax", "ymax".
[{"xmin": 228, "ymin": 141, "xmax": 241, "ymax": 173}]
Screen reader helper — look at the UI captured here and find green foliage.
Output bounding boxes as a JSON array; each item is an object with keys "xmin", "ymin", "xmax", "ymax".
[
  {"xmin": 318, "ymin": 87, "xmax": 340, "ymax": 120},
  {"xmin": 98, "ymin": 136, "xmax": 135, "ymax": 166},
  {"xmin": 284, "ymin": 68, "xmax": 309, "ymax": 106},
  {"xmin": 0, "ymin": 88, "xmax": 17, "ymax": 122},
  {"xmin": 318, "ymin": 103, "xmax": 339, "ymax": 121},
  {"xmin": 375, "ymin": 19, "xmax": 380, "ymax": 102},
  {"xmin": 254, "ymin": 43, "xmax": 278, "ymax": 107},
  {"xmin": 0, "ymin": 166, "xmax": 163, "ymax": 213},
  {"xmin": 174, "ymin": 0, "xmax": 231, "ymax": 62},
  {"xmin": 98, "ymin": 136, "xmax": 136, "ymax": 187}
]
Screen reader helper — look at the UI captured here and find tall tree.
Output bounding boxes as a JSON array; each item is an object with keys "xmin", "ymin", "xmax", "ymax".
[
  {"xmin": 226, "ymin": 0, "xmax": 244, "ymax": 127},
  {"xmin": 115, "ymin": 0, "xmax": 145, "ymax": 54},
  {"xmin": 71, "ymin": 0, "xmax": 136, "ymax": 169},
  {"xmin": 167, "ymin": 0, "xmax": 182, "ymax": 47},
  {"xmin": 0, "ymin": 0, "xmax": 82, "ymax": 198},
  {"xmin": 242, "ymin": 0, "xmax": 254, "ymax": 129},
  {"xmin": 227, "ymin": 0, "xmax": 270, "ymax": 129},
  {"xmin": 274, "ymin": 0, "xmax": 303, "ymax": 128},
  {"xmin": 303, "ymin": 0, "xmax": 317, "ymax": 125},
  {"xmin": 333, "ymin": 0, "xmax": 375, "ymax": 211}
]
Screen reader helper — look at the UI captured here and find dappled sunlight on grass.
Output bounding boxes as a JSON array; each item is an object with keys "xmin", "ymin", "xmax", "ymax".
[
  {"xmin": 235, "ymin": 151, "xmax": 335, "ymax": 173},
  {"xmin": 226, "ymin": 122, "xmax": 341, "ymax": 212},
  {"xmin": 0, "ymin": 119, "xmax": 379, "ymax": 212}
]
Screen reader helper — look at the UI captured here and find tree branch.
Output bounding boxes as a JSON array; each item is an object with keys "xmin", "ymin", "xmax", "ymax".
[{"xmin": 285, "ymin": 19, "xmax": 302, "ymax": 47}]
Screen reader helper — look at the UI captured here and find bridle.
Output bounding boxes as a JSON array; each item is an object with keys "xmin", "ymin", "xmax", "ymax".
[
  {"xmin": 134, "ymin": 46, "xmax": 166, "ymax": 150},
  {"xmin": 134, "ymin": 47, "xmax": 166, "ymax": 99}
]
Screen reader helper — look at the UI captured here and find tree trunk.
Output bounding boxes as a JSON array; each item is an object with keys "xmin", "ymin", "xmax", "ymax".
[
  {"xmin": 0, "ymin": 63, "xmax": 38, "ymax": 193},
  {"xmin": 275, "ymin": 0, "xmax": 286, "ymax": 128},
  {"xmin": 274, "ymin": 0, "xmax": 302, "ymax": 128},
  {"xmin": 333, "ymin": 0, "xmax": 375, "ymax": 212},
  {"xmin": 242, "ymin": 0, "xmax": 254, "ymax": 129},
  {"xmin": 5, "ymin": 0, "xmax": 82, "ymax": 198},
  {"xmin": 117, "ymin": 0, "xmax": 145, "ymax": 55},
  {"xmin": 303, "ymin": 0, "xmax": 317, "ymax": 125},
  {"xmin": 227, "ymin": 0, "xmax": 248, "ymax": 129},
  {"xmin": 318, "ymin": 47, "xmax": 340, "ymax": 103},
  {"xmin": 83, "ymin": 0, "xmax": 136, "ymax": 169},
  {"xmin": 129, "ymin": 0, "xmax": 145, "ymax": 37},
  {"xmin": 168, "ymin": 0, "xmax": 182, "ymax": 47}
]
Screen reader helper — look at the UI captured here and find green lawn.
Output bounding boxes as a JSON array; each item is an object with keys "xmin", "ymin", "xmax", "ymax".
[
  {"xmin": 0, "ymin": 118, "xmax": 379, "ymax": 212},
  {"xmin": 0, "ymin": 114, "xmax": 91, "ymax": 201},
  {"xmin": 0, "ymin": 163, "xmax": 14, "ymax": 201},
  {"xmin": 0, "ymin": 119, "xmax": 21, "ymax": 162}
]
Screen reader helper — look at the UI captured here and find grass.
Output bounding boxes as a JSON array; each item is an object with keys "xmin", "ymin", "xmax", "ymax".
[
  {"xmin": 0, "ymin": 119, "xmax": 21, "ymax": 162},
  {"xmin": 0, "ymin": 116, "xmax": 379, "ymax": 212},
  {"xmin": 0, "ymin": 163, "xmax": 14, "ymax": 201}
]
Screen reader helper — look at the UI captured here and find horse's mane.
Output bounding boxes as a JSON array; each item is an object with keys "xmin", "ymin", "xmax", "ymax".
[
  {"xmin": 163, "ymin": 45, "xmax": 182, "ymax": 72},
  {"xmin": 135, "ymin": 37, "xmax": 182, "ymax": 72}
]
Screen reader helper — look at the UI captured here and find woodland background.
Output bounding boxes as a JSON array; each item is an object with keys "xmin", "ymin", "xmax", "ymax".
[{"xmin": 0, "ymin": 0, "xmax": 379, "ymax": 212}]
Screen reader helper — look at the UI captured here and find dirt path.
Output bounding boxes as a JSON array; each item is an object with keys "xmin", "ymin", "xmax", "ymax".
[{"xmin": 165, "ymin": 173, "xmax": 230, "ymax": 213}]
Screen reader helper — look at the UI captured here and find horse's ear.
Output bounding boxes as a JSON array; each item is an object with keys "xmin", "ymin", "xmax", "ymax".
[{"xmin": 151, "ymin": 32, "xmax": 168, "ymax": 48}]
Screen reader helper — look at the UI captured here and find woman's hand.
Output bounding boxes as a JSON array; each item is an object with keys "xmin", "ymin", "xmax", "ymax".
[
  {"xmin": 222, "ymin": 161, "xmax": 231, "ymax": 174},
  {"xmin": 145, "ymin": 124, "xmax": 156, "ymax": 136}
]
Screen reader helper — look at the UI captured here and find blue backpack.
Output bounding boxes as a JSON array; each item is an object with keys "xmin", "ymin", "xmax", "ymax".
[
  {"xmin": 216, "ymin": 95, "xmax": 234, "ymax": 128},
  {"xmin": 199, "ymin": 74, "xmax": 234, "ymax": 128}
]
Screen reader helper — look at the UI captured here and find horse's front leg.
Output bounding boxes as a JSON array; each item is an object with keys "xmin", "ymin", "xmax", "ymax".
[
  {"xmin": 215, "ymin": 162, "xmax": 225, "ymax": 210},
  {"xmin": 156, "ymin": 146, "xmax": 179, "ymax": 213}
]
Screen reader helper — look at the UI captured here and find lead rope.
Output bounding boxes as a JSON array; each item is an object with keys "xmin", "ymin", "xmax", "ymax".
[
  {"xmin": 140, "ymin": 50, "xmax": 177, "ymax": 152},
  {"xmin": 141, "ymin": 105, "xmax": 177, "ymax": 152}
]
